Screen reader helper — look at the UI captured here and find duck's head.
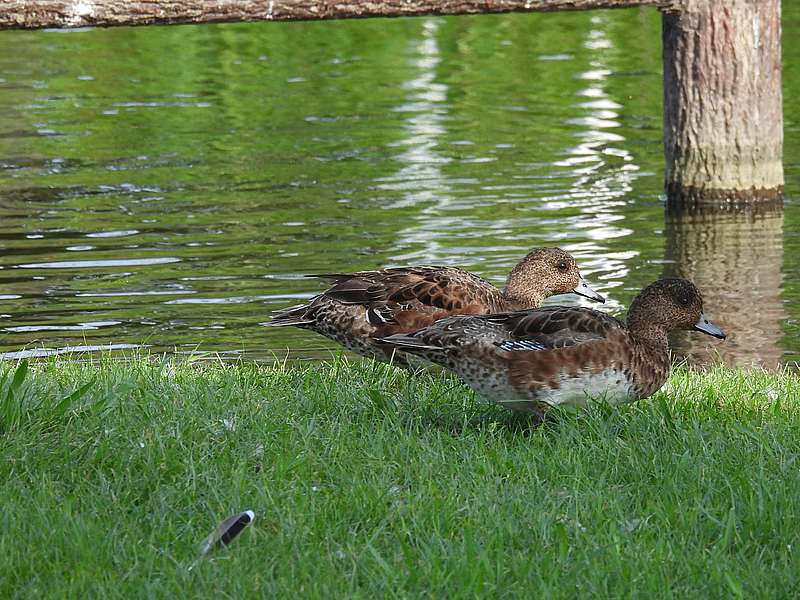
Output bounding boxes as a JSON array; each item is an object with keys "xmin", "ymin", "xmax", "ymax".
[
  {"xmin": 504, "ymin": 247, "xmax": 604, "ymax": 306},
  {"xmin": 627, "ymin": 278, "xmax": 726, "ymax": 340}
]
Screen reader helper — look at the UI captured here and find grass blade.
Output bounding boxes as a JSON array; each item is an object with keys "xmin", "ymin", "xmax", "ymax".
[{"xmin": 52, "ymin": 377, "xmax": 97, "ymax": 420}]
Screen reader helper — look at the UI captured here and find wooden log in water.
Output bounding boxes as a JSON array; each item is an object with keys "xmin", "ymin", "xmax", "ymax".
[{"xmin": 0, "ymin": 1, "xmax": 665, "ymax": 29}]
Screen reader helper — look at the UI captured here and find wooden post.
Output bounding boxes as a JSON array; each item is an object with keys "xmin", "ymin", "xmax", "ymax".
[{"xmin": 662, "ymin": 0, "xmax": 783, "ymax": 206}]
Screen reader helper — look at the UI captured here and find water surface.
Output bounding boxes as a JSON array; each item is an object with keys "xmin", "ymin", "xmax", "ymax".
[{"xmin": 1, "ymin": 8, "xmax": 799, "ymax": 367}]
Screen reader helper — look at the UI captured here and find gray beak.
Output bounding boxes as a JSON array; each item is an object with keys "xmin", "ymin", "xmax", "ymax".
[
  {"xmin": 572, "ymin": 277, "xmax": 605, "ymax": 303},
  {"xmin": 693, "ymin": 313, "xmax": 726, "ymax": 339}
]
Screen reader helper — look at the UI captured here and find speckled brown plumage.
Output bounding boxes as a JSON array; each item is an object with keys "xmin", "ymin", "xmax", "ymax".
[
  {"xmin": 268, "ymin": 248, "xmax": 603, "ymax": 365},
  {"xmin": 379, "ymin": 278, "xmax": 725, "ymax": 414}
]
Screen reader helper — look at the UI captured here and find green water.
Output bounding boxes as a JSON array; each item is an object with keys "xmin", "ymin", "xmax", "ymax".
[{"xmin": 0, "ymin": 8, "xmax": 798, "ymax": 367}]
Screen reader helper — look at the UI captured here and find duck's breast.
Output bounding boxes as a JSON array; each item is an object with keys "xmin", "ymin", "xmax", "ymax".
[{"xmin": 506, "ymin": 332, "xmax": 639, "ymax": 408}]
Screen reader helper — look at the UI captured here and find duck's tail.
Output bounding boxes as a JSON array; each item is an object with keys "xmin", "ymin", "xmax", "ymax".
[
  {"xmin": 377, "ymin": 333, "xmax": 442, "ymax": 353},
  {"xmin": 267, "ymin": 303, "xmax": 317, "ymax": 327}
]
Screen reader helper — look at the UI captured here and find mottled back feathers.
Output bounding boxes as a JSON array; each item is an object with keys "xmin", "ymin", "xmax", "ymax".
[
  {"xmin": 268, "ymin": 248, "xmax": 603, "ymax": 366},
  {"xmin": 309, "ymin": 266, "xmax": 502, "ymax": 313}
]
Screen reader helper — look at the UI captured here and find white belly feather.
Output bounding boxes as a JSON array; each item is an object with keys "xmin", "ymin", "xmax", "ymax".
[
  {"xmin": 535, "ymin": 369, "xmax": 636, "ymax": 408},
  {"xmin": 465, "ymin": 368, "xmax": 638, "ymax": 411}
]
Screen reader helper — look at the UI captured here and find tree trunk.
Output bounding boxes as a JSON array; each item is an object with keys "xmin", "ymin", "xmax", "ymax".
[
  {"xmin": 662, "ymin": 0, "xmax": 783, "ymax": 206},
  {"xmin": 663, "ymin": 202, "xmax": 786, "ymax": 369},
  {"xmin": 0, "ymin": 1, "xmax": 663, "ymax": 29}
]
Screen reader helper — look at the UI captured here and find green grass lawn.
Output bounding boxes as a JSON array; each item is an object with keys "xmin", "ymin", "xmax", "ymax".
[{"xmin": 2, "ymin": 356, "xmax": 800, "ymax": 598}]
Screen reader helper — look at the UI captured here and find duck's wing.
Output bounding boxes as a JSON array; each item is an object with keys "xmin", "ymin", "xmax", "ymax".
[
  {"xmin": 492, "ymin": 306, "xmax": 624, "ymax": 352},
  {"xmin": 307, "ymin": 266, "xmax": 499, "ymax": 312},
  {"xmin": 379, "ymin": 306, "xmax": 623, "ymax": 354}
]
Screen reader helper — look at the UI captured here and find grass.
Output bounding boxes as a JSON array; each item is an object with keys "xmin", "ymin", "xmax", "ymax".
[{"xmin": 1, "ymin": 356, "xmax": 800, "ymax": 598}]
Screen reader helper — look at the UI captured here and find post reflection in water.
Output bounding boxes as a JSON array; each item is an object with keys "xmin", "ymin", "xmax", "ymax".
[{"xmin": 663, "ymin": 201, "xmax": 786, "ymax": 369}]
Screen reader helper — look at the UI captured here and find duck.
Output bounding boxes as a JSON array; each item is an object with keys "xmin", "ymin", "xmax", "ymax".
[
  {"xmin": 268, "ymin": 247, "xmax": 604, "ymax": 365},
  {"xmin": 378, "ymin": 278, "xmax": 725, "ymax": 415}
]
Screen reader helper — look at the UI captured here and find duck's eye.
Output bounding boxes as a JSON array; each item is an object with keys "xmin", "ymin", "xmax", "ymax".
[
  {"xmin": 556, "ymin": 261, "xmax": 569, "ymax": 273},
  {"xmin": 679, "ymin": 296, "xmax": 690, "ymax": 305}
]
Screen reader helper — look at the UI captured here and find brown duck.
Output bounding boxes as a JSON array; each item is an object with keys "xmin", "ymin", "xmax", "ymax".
[
  {"xmin": 379, "ymin": 278, "xmax": 725, "ymax": 415},
  {"xmin": 268, "ymin": 248, "xmax": 604, "ymax": 365}
]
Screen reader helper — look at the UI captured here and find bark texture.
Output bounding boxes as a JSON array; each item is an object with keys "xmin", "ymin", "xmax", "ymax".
[
  {"xmin": 662, "ymin": 0, "xmax": 783, "ymax": 204},
  {"xmin": 664, "ymin": 202, "xmax": 786, "ymax": 368},
  {"xmin": 1, "ymin": 1, "xmax": 665, "ymax": 29}
]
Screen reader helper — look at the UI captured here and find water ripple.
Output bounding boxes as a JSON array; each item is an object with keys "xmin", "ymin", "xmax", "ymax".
[{"xmin": 15, "ymin": 257, "xmax": 181, "ymax": 269}]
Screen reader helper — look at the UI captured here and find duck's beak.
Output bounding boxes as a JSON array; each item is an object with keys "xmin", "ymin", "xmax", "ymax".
[
  {"xmin": 573, "ymin": 277, "xmax": 605, "ymax": 303},
  {"xmin": 693, "ymin": 313, "xmax": 726, "ymax": 339}
]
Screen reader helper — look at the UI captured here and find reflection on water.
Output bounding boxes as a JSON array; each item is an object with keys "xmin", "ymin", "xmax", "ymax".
[
  {"xmin": 0, "ymin": 10, "xmax": 799, "ymax": 367},
  {"xmin": 553, "ymin": 14, "xmax": 639, "ymax": 311},
  {"xmin": 381, "ymin": 19, "xmax": 455, "ymax": 259},
  {"xmin": 664, "ymin": 202, "xmax": 786, "ymax": 369},
  {"xmin": 0, "ymin": 343, "xmax": 141, "ymax": 360}
]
